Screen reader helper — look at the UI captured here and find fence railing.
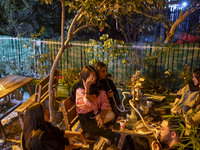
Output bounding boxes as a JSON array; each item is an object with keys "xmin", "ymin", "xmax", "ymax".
[{"xmin": 0, "ymin": 35, "xmax": 200, "ymax": 84}]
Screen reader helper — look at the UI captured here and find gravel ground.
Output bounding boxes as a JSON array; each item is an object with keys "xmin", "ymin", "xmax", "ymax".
[
  {"xmin": 0, "ymin": 112, "xmax": 22, "ymax": 150},
  {"xmin": 0, "ymin": 92, "xmax": 30, "ymax": 150}
]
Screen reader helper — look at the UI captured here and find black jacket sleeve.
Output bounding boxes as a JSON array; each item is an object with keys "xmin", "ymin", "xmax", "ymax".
[
  {"xmin": 41, "ymin": 123, "xmax": 69, "ymax": 150},
  {"xmin": 107, "ymin": 78, "xmax": 121, "ymax": 106}
]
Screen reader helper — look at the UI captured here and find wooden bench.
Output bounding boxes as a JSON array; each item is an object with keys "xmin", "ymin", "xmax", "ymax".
[
  {"xmin": 15, "ymin": 69, "xmax": 59, "ymax": 130},
  {"xmin": 61, "ymin": 97, "xmax": 107, "ymax": 149}
]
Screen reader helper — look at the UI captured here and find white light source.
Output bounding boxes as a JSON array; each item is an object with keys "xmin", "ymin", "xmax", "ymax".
[{"xmin": 182, "ymin": 2, "xmax": 188, "ymax": 7}]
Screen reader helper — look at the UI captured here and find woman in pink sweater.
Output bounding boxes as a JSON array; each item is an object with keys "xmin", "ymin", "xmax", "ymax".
[{"xmin": 71, "ymin": 65, "xmax": 115, "ymax": 141}]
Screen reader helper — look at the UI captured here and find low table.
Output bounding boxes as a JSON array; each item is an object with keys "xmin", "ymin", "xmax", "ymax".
[{"xmin": 112, "ymin": 122, "xmax": 155, "ymax": 149}]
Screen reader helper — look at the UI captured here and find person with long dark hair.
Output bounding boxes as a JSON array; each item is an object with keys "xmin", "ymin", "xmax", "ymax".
[
  {"xmin": 94, "ymin": 62, "xmax": 121, "ymax": 116},
  {"xmin": 23, "ymin": 103, "xmax": 86, "ymax": 150},
  {"xmin": 171, "ymin": 68, "xmax": 200, "ymax": 115},
  {"xmin": 184, "ymin": 68, "xmax": 200, "ymax": 126},
  {"xmin": 70, "ymin": 65, "xmax": 116, "ymax": 143}
]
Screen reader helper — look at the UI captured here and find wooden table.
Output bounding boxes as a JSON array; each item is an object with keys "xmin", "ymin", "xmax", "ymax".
[
  {"xmin": 0, "ymin": 75, "xmax": 34, "ymax": 98},
  {"xmin": 112, "ymin": 99, "xmax": 158, "ymax": 150},
  {"xmin": 0, "ymin": 75, "xmax": 34, "ymax": 138},
  {"xmin": 112, "ymin": 95, "xmax": 171, "ymax": 149}
]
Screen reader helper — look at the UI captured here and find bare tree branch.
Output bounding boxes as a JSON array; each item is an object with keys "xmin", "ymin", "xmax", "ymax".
[
  {"xmin": 72, "ymin": 24, "xmax": 91, "ymax": 38},
  {"xmin": 49, "ymin": 3, "xmax": 84, "ymax": 122}
]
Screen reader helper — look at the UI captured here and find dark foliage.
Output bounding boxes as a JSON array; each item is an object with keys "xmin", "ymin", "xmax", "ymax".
[{"xmin": 0, "ymin": 0, "xmax": 62, "ymax": 38}]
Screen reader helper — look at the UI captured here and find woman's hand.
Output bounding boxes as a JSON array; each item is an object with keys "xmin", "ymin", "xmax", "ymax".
[
  {"xmin": 82, "ymin": 74, "xmax": 96, "ymax": 90},
  {"xmin": 65, "ymin": 144, "xmax": 82, "ymax": 150},
  {"xmin": 171, "ymin": 107, "xmax": 178, "ymax": 114},
  {"xmin": 96, "ymin": 114, "xmax": 104, "ymax": 127},
  {"xmin": 64, "ymin": 132, "xmax": 87, "ymax": 150},
  {"xmin": 171, "ymin": 98, "xmax": 180, "ymax": 114},
  {"xmin": 173, "ymin": 98, "xmax": 180, "ymax": 106},
  {"xmin": 107, "ymin": 90, "xmax": 114, "ymax": 98},
  {"xmin": 77, "ymin": 133, "xmax": 87, "ymax": 145},
  {"xmin": 96, "ymin": 109, "xmax": 108, "ymax": 127}
]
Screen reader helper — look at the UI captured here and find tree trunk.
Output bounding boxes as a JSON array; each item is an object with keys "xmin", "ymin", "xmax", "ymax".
[
  {"xmin": 49, "ymin": 0, "xmax": 65, "ymax": 122},
  {"xmin": 164, "ymin": 10, "xmax": 190, "ymax": 43},
  {"xmin": 49, "ymin": 2, "xmax": 84, "ymax": 122},
  {"xmin": 164, "ymin": 1, "xmax": 199, "ymax": 43}
]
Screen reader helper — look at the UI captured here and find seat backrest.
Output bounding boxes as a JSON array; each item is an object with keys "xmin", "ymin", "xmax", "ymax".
[
  {"xmin": 35, "ymin": 69, "xmax": 59, "ymax": 103},
  {"xmin": 61, "ymin": 97, "xmax": 79, "ymax": 145},
  {"xmin": 61, "ymin": 97, "xmax": 101, "ymax": 146},
  {"xmin": 61, "ymin": 97, "xmax": 79, "ymax": 131}
]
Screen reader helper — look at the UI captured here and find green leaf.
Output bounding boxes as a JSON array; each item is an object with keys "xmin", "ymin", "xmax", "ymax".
[
  {"xmin": 40, "ymin": 0, "xmax": 45, "ymax": 4},
  {"xmin": 65, "ymin": 1, "xmax": 71, "ymax": 6},
  {"xmin": 39, "ymin": 26, "xmax": 45, "ymax": 33},
  {"xmin": 85, "ymin": 0, "xmax": 90, "ymax": 9},
  {"xmin": 68, "ymin": 7, "xmax": 72, "ymax": 13},
  {"xmin": 77, "ymin": 14, "xmax": 83, "ymax": 21},
  {"xmin": 45, "ymin": 0, "xmax": 49, "ymax": 4}
]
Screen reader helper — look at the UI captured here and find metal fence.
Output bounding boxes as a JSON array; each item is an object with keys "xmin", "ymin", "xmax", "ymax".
[{"xmin": 0, "ymin": 35, "xmax": 200, "ymax": 84}]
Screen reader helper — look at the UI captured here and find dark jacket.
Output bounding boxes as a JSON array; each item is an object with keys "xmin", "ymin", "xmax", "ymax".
[
  {"xmin": 24, "ymin": 122, "xmax": 69, "ymax": 150},
  {"xmin": 100, "ymin": 78, "xmax": 120, "ymax": 116}
]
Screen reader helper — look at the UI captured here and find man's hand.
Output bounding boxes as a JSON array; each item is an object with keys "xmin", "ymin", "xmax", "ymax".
[{"xmin": 151, "ymin": 141, "xmax": 161, "ymax": 150}]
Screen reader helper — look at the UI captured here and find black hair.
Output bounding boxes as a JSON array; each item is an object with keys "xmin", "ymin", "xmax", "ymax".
[
  {"xmin": 94, "ymin": 61, "xmax": 107, "ymax": 76},
  {"xmin": 166, "ymin": 117, "xmax": 185, "ymax": 137},
  {"xmin": 23, "ymin": 103, "xmax": 51, "ymax": 149},
  {"xmin": 70, "ymin": 65, "xmax": 104, "ymax": 102},
  {"xmin": 188, "ymin": 68, "xmax": 200, "ymax": 91},
  {"xmin": 193, "ymin": 68, "xmax": 200, "ymax": 83}
]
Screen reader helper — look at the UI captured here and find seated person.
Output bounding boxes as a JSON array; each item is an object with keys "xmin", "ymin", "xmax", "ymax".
[
  {"xmin": 71, "ymin": 65, "xmax": 116, "ymax": 144},
  {"xmin": 171, "ymin": 68, "xmax": 200, "ymax": 115},
  {"xmin": 23, "ymin": 103, "xmax": 87, "ymax": 150},
  {"xmin": 151, "ymin": 117, "xmax": 182, "ymax": 150},
  {"xmin": 184, "ymin": 69, "xmax": 200, "ymax": 126},
  {"xmin": 185, "ymin": 95, "xmax": 200, "ymax": 126},
  {"xmin": 94, "ymin": 61, "xmax": 121, "ymax": 116}
]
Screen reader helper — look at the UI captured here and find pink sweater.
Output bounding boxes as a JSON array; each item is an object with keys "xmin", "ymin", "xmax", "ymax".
[{"xmin": 76, "ymin": 88, "xmax": 111, "ymax": 114}]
